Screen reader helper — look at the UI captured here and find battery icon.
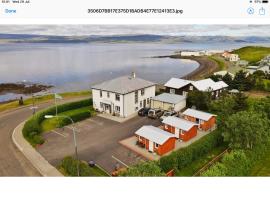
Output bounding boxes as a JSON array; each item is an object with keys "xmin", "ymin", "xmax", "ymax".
[{"xmin": 262, "ymin": 0, "xmax": 268, "ymax": 3}]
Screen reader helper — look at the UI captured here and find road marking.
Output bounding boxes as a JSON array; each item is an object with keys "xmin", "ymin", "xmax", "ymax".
[
  {"xmin": 66, "ymin": 126, "xmax": 80, "ymax": 133},
  {"xmin": 51, "ymin": 130, "xmax": 67, "ymax": 138},
  {"xmin": 85, "ymin": 118, "xmax": 104, "ymax": 126},
  {"xmin": 112, "ymin": 155, "xmax": 129, "ymax": 168}
]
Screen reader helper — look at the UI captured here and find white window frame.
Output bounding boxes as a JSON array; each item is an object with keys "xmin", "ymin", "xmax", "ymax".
[
  {"xmin": 100, "ymin": 90, "xmax": 102, "ymax": 97},
  {"xmin": 141, "ymin": 88, "xmax": 145, "ymax": 96},
  {"xmin": 115, "ymin": 94, "xmax": 120, "ymax": 101},
  {"xmin": 155, "ymin": 143, "xmax": 159, "ymax": 148}
]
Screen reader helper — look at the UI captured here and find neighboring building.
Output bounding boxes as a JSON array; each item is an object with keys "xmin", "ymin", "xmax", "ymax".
[
  {"xmin": 92, "ymin": 73, "xmax": 155, "ymax": 118},
  {"xmin": 135, "ymin": 125, "xmax": 176, "ymax": 156},
  {"xmin": 180, "ymin": 51, "xmax": 202, "ymax": 57},
  {"xmin": 228, "ymin": 54, "xmax": 240, "ymax": 62},
  {"xmin": 182, "ymin": 108, "xmax": 216, "ymax": 131},
  {"xmin": 162, "ymin": 116, "xmax": 198, "ymax": 142},
  {"xmin": 164, "ymin": 78, "xmax": 228, "ymax": 98},
  {"xmin": 238, "ymin": 60, "xmax": 249, "ymax": 66},
  {"xmin": 222, "ymin": 52, "xmax": 240, "ymax": 62},
  {"xmin": 214, "ymin": 70, "xmax": 235, "ymax": 78},
  {"xmin": 246, "ymin": 66, "xmax": 260, "ymax": 74},
  {"xmin": 164, "ymin": 78, "xmax": 193, "ymax": 96},
  {"xmin": 150, "ymin": 93, "xmax": 186, "ymax": 112},
  {"xmin": 259, "ymin": 66, "xmax": 270, "ymax": 74}
]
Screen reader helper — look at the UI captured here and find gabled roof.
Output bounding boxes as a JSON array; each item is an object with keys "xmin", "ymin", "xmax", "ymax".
[
  {"xmin": 135, "ymin": 125, "xmax": 175, "ymax": 145},
  {"xmin": 92, "ymin": 76, "xmax": 155, "ymax": 94},
  {"xmin": 164, "ymin": 78, "xmax": 193, "ymax": 89},
  {"xmin": 182, "ymin": 108, "xmax": 216, "ymax": 121},
  {"xmin": 151, "ymin": 93, "xmax": 186, "ymax": 104},
  {"xmin": 162, "ymin": 116, "xmax": 198, "ymax": 131},
  {"xmin": 192, "ymin": 78, "xmax": 228, "ymax": 91}
]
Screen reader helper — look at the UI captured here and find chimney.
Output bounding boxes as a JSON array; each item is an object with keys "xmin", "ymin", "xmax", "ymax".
[{"xmin": 131, "ymin": 71, "xmax": 136, "ymax": 78}]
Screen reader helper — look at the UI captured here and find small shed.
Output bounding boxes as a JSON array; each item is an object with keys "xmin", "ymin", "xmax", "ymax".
[
  {"xmin": 151, "ymin": 93, "xmax": 186, "ymax": 112},
  {"xmin": 135, "ymin": 125, "xmax": 176, "ymax": 156},
  {"xmin": 182, "ymin": 108, "xmax": 217, "ymax": 131},
  {"xmin": 162, "ymin": 116, "xmax": 198, "ymax": 141}
]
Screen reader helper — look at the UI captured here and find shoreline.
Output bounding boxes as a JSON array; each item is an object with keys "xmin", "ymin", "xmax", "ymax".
[{"xmin": 154, "ymin": 54, "xmax": 219, "ymax": 80}]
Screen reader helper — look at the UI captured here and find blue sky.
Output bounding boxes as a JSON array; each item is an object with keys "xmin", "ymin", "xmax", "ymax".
[{"xmin": 0, "ymin": 25, "xmax": 269, "ymax": 36}]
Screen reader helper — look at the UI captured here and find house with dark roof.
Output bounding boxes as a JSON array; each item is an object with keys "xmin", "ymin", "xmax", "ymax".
[
  {"xmin": 164, "ymin": 77, "xmax": 228, "ymax": 98},
  {"xmin": 91, "ymin": 73, "xmax": 156, "ymax": 118}
]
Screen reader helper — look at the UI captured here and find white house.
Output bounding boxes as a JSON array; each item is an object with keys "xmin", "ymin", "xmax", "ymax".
[
  {"xmin": 214, "ymin": 70, "xmax": 235, "ymax": 78},
  {"xmin": 229, "ymin": 54, "xmax": 240, "ymax": 62},
  {"xmin": 92, "ymin": 73, "xmax": 156, "ymax": 118},
  {"xmin": 150, "ymin": 93, "xmax": 186, "ymax": 112}
]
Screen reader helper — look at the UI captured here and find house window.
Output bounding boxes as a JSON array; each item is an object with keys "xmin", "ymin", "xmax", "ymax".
[
  {"xmin": 170, "ymin": 88, "xmax": 175, "ymax": 94},
  {"xmin": 100, "ymin": 90, "xmax": 102, "ymax": 97},
  {"xmin": 135, "ymin": 91, "xmax": 138, "ymax": 103},
  {"xmin": 100, "ymin": 102, "xmax": 103, "ymax": 108},
  {"xmin": 189, "ymin": 86, "xmax": 193, "ymax": 90},
  {"xmin": 107, "ymin": 92, "xmax": 110, "ymax": 98},
  {"xmin": 155, "ymin": 143, "xmax": 159, "ymax": 148},
  {"xmin": 115, "ymin": 94, "xmax": 120, "ymax": 101},
  {"xmin": 141, "ymin": 88, "xmax": 145, "ymax": 96},
  {"xmin": 135, "ymin": 107, "xmax": 138, "ymax": 111},
  {"xmin": 115, "ymin": 106, "xmax": 120, "ymax": 113},
  {"xmin": 140, "ymin": 101, "xmax": 142, "ymax": 108},
  {"xmin": 147, "ymin": 98, "xmax": 150, "ymax": 104}
]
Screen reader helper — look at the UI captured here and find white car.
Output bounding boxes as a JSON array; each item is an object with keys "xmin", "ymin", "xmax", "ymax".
[{"xmin": 160, "ymin": 111, "xmax": 177, "ymax": 121}]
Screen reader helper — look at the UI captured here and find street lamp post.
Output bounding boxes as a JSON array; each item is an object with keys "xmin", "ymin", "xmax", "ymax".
[{"xmin": 45, "ymin": 114, "xmax": 80, "ymax": 176}]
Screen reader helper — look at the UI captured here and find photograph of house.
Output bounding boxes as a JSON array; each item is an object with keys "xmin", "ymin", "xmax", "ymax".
[
  {"xmin": 162, "ymin": 116, "xmax": 198, "ymax": 141},
  {"xmin": 92, "ymin": 73, "xmax": 155, "ymax": 118},
  {"xmin": 135, "ymin": 125, "xmax": 176, "ymax": 156},
  {"xmin": 182, "ymin": 108, "xmax": 216, "ymax": 131}
]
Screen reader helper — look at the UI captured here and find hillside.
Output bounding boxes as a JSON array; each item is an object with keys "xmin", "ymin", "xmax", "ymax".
[{"xmin": 232, "ymin": 46, "xmax": 270, "ymax": 65}]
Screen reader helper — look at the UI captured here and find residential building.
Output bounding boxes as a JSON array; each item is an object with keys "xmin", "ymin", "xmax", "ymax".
[
  {"xmin": 92, "ymin": 73, "xmax": 155, "ymax": 118},
  {"xmin": 162, "ymin": 116, "xmax": 198, "ymax": 141},
  {"xmin": 164, "ymin": 78, "xmax": 228, "ymax": 98},
  {"xmin": 213, "ymin": 70, "xmax": 235, "ymax": 78},
  {"xmin": 182, "ymin": 108, "xmax": 216, "ymax": 131},
  {"xmin": 135, "ymin": 125, "xmax": 176, "ymax": 156},
  {"xmin": 222, "ymin": 52, "xmax": 240, "ymax": 62},
  {"xmin": 150, "ymin": 93, "xmax": 186, "ymax": 112}
]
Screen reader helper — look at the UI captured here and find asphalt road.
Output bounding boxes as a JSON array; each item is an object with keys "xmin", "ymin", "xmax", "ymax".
[
  {"xmin": 38, "ymin": 116, "xmax": 161, "ymax": 173},
  {"xmin": 0, "ymin": 97, "xmax": 87, "ymax": 176}
]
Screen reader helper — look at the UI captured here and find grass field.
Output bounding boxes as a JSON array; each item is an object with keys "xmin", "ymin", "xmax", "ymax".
[
  {"xmin": 175, "ymin": 145, "xmax": 227, "ymax": 176},
  {"xmin": 208, "ymin": 56, "xmax": 227, "ymax": 71},
  {"xmin": 232, "ymin": 46, "xmax": 270, "ymax": 65},
  {"xmin": 41, "ymin": 106, "xmax": 93, "ymax": 132},
  {"xmin": 250, "ymin": 147, "xmax": 270, "ymax": 176},
  {"xmin": 0, "ymin": 90, "xmax": 90, "ymax": 113}
]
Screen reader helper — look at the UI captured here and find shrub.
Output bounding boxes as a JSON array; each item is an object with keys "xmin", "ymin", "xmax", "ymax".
[
  {"xmin": 159, "ymin": 130, "xmax": 224, "ymax": 172},
  {"xmin": 22, "ymin": 98, "xmax": 92, "ymax": 146},
  {"xmin": 120, "ymin": 161, "xmax": 165, "ymax": 177}
]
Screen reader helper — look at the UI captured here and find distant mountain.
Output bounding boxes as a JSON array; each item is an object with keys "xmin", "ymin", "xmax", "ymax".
[{"xmin": 0, "ymin": 33, "xmax": 270, "ymax": 44}]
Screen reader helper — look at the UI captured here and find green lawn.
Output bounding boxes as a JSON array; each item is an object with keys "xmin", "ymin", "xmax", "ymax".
[
  {"xmin": 250, "ymin": 147, "xmax": 270, "ymax": 176},
  {"xmin": 232, "ymin": 46, "xmax": 270, "ymax": 65},
  {"xmin": 0, "ymin": 90, "xmax": 91, "ymax": 113},
  {"xmin": 175, "ymin": 145, "xmax": 227, "ymax": 176},
  {"xmin": 209, "ymin": 56, "xmax": 226, "ymax": 70},
  {"xmin": 41, "ymin": 106, "xmax": 93, "ymax": 132}
]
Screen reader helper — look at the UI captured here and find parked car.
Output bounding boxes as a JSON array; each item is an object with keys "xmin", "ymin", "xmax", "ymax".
[
  {"xmin": 138, "ymin": 107, "xmax": 151, "ymax": 116},
  {"xmin": 148, "ymin": 109, "xmax": 164, "ymax": 119},
  {"xmin": 160, "ymin": 111, "xmax": 177, "ymax": 121}
]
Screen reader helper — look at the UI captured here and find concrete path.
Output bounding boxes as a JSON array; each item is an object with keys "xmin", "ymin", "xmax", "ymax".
[{"xmin": 12, "ymin": 121, "xmax": 63, "ymax": 176}]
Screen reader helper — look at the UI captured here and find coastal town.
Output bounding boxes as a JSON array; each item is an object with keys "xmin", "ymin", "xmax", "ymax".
[{"xmin": 1, "ymin": 44, "xmax": 269, "ymax": 177}]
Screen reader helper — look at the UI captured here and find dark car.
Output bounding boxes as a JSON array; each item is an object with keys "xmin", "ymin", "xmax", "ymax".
[{"xmin": 138, "ymin": 107, "xmax": 151, "ymax": 116}]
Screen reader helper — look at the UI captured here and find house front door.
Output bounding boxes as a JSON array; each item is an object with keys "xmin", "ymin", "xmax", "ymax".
[
  {"xmin": 175, "ymin": 128, "xmax": 180, "ymax": 138},
  {"xmin": 148, "ymin": 141, "xmax": 154, "ymax": 152},
  {"xmin": 104, "ymin": 104, "xmax": 111, "ymax": 114}
]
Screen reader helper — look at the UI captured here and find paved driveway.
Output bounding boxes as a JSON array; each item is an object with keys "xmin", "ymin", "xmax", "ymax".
[{"xmin": 38, "ymin": 116, "xmax": 161, "ymax": 173}]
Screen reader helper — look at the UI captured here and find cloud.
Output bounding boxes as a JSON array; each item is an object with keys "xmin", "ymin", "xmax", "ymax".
[{"xmin": 0, "ymin": 25, "xmax": 269, "ymax": 36}]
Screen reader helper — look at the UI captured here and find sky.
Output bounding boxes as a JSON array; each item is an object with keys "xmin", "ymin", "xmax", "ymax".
[{"xmin": 0, "ymin": 25, "xmax": 269, "ymax": 36}]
